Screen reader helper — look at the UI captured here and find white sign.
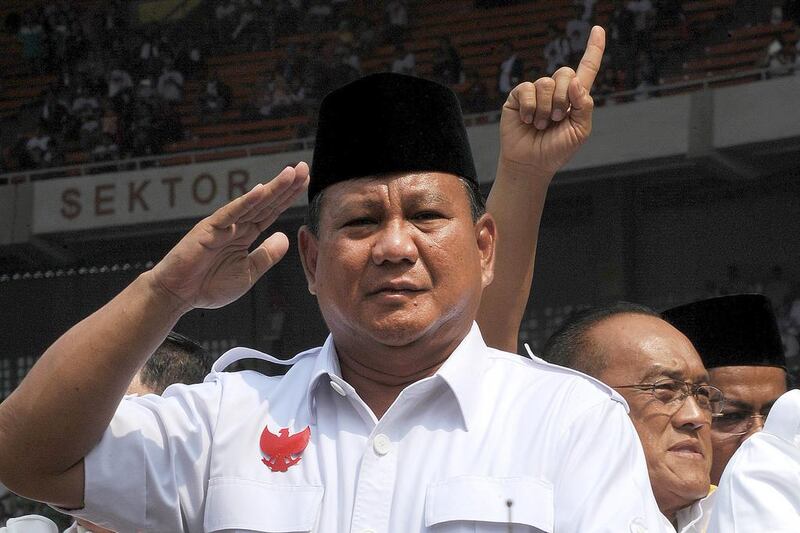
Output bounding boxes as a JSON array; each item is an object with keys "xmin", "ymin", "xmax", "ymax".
[{"xmin": 32, "ymin": 149, "xmax": 312, "ymax": 234}]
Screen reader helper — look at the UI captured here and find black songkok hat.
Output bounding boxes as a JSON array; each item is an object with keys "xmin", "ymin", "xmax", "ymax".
[
  {"xmin": 661, "ymin": 294, "xmax": 786, "ymax": 369},
  {"xmin": 309, "ymin": 73, "xmax": 478, "ymax": 202}
]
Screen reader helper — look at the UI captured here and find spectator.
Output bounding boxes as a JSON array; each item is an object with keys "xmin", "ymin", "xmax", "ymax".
[
  {"xmin": 609, "ymin": 0, "xmax": 634, "ymax": 64},
  {"xmin": 498, "ymin": 41, "xmax": 524, "ymax": 95},
  {"xmin": 771, "ymin": 5, "xmax": 784, "ymax": 25},
  {"xmin": 25, "ymin": 128, "xmax": 55, "ymax": 167},
  {"xmin": 214, "ymin": 0, "xmax": 238, "ymax": 42},
  {"xmin": 385, "ymin": 0, "xmax": 408, "ymax": 46},
  {"xmin": 274, "ymin": 0, "xmax": 301, "ymax": 35},
  {"xmin": 543, "ymin": 24, "xmax": 570, "ymax": 73},
  {"xmin": 566, "ymin": 5, "xmax": 591, "ymax": 61},
  {"xmin": 762, "ymin": 34, "xmax": 794, "ymax": 77},
  {"xmin": 17, "ymin": 10, "xmax": 45, "ymax": 74},
  {"xmin": 390, "ymin": 43, "xmax": 416, "ymax": 75},
  {"xmin": 101, "ymin": 105, "xmax": 121, "ymax": 146},
  {"xmin": 795, "ymin": 38, "xmax": 800, "ymax": 72},
  {"xmin": 78, "ymin": 109, "xmax": 102, "ymax": 151},
  {"xmin": 306, "ymin": 0, "xmax": 333, "ymax": 32},
  {"xmin": 138, "ymin": 29, "xmax": 164, "ymax": 77},
  {"xmin": 91, "ymin": 134, "xmax": 119, "ymax": 162},
  {"xmin": 156, "ymin": 59, "xmax": 185, "ymax": 103},
  {"xmin": 460, "ymin": 69, "xmax": 490, "ymax": 113},
  {"xmin": 595, "ymin": 65, "xmax": 626, "ymax": 105},
  {"xmin": 575, "ymin": 0, "xmax": 597, "ymax": 20},
  {"xmin": 200, "ymin": 75, "xmax": 232, "ymax": 123},
  {"xmin": 39, "ymin": 86, "xmax": 69, "ymax": 135},
  {"xmin": 354, "ymin": 17, "xmax": 378, "ymax": 56},
  {"xmin": 633, "ymin": 50, "xmax": 658, "ymax": 100},
  {"xmin": 626, "ymin": 0, "xmax": 655, "ymax": 54},
  {"xmin": 432, "ymin": 37, "xmax": 463, "ymax": 85},
  {"xmin": 107, "ymin": 65, "xmax": 133, "ymax": 100},
  {"xmin": 268, "ymin": 73, "xmax": 294, "ymax": 117},
  {"xmin": 331, "ymin": 45, "xmax": 362, "ymax": 88}
]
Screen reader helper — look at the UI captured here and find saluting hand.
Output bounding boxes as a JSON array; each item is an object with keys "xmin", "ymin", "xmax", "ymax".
[
  {"xmin": 147, "ymin": 163, "xmax": 309, "ymax": 312},
  {"xmin": 500, "ymin": 26, "xmax": 606, "ymax": 176}
]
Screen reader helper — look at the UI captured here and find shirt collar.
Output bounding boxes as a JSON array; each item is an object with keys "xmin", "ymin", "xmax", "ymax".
[
  {"xmin": 431, "ymin": 322, "xmax": 489, "ymax": 432},
  {"xmin": 673, "ymin": 486, "xmax": 717, "ymax": 532},
  {"xmin": 304, "ymin": 322, "xmax": 488, "ymax": 431},
  {"xmin": 305, "ymin": 334, "xmax": 344, "ymax": 424}
]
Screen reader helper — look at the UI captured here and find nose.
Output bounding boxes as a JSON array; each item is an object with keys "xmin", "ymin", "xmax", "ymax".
[
  {"xmin": 371, "ymin": 220, "xmax": 418, "ymax": 265},
  {"xmin": 673, "ymin": 393, "xmax": 711, "ymax": 431}
]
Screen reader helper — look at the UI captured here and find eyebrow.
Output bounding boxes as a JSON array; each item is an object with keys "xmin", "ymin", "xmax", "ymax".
[
  {"xmin": 336, "ymin": 187, "xmax": 451, "ymax": 212},
  {"xmin": 723, "ymin": 398, "xmax": 779, "ymax": 412},
  {"xmin": 639, "ymin": 366, "xmax": 709, "ymax": 383}
]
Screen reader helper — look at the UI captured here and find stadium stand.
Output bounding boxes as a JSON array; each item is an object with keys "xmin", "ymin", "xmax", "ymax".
[{"xmin": 0, "ymin": 0, "xmax": 798, "ymax": 174}]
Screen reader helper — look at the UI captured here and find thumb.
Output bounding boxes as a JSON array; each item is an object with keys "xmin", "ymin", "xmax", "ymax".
[
  {"xmin": 567, "ymin": 77, "xmax": 594, "ymax": 138},
  {"xmin": 248, "ymin": 232, "xmax": 290, "ymax": 281}
]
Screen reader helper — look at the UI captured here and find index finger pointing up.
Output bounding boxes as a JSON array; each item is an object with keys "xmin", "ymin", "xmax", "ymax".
[{"xmin": 576, "ymin": 26, "xmax": 606, "ymax": 91}]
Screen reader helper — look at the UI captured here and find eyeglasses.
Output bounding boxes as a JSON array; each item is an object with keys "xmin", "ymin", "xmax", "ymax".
[
  {"xmin": 613, "ymin": 378, "xmax": 725, "ymax": 416},
  {"xmin": 712, "ymin": 409, "xmax": 770, "ymax": 436}
]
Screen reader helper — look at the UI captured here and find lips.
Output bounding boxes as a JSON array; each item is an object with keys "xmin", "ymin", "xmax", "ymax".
[
  {"xmin": 367, "ymin": 280, "xmax": 425, "ymax": 296},
  {"xmin": 667, "ymin": 440, "xmax": 704, "ymax": 457}
]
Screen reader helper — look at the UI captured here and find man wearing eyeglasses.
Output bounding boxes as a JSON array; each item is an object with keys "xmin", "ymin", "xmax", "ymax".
[
  {"xmin": 542, "ymin": 302, "xmax": 720, "ymax": 533},
  {"xmin": 662, "ymin": 294, "xmax": 789, "ymax": 486}
]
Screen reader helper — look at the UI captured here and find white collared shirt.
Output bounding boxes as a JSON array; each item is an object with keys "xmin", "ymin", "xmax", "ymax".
[
  {"xmin": 70, "ymin": 324, "xmax": 666, "ymax": 532},
  {"xmin": 659, "ymin": 488, "xmax": 716, "ymax": 533},
  {"xmin": 707, "ymin": 389, "xmax": 800, "ymax": 533}
]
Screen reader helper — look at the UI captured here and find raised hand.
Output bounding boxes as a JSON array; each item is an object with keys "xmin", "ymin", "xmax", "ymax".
[
  {"xmin": 147, "ymin": 163, "xmax": 309, "ymax": 312},
  {"xmin": 500, "ymin": 26, "xmax": 606, "ymax": 176}
]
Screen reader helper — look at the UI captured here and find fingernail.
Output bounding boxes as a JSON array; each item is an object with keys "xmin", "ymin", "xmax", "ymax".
[
  {"xmin": 535, "ymin": 119, "xmax": 548, "ymax": 130},
  {"xmin": 524, "ymin": 114, "xmax": 533, "ymax": 124},
  {"xmin": 552, "ymin": 109, "xmax": 564, "ymax": 121}
]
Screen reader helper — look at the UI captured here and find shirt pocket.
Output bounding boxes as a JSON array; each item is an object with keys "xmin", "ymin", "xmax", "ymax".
[
  {"xmin": 204, "ymin": 477, "xmax": 323, "ymax": 532},
  {"xmin": 425, "ymin": 476, "xmax": 553, "ymax": 533}
]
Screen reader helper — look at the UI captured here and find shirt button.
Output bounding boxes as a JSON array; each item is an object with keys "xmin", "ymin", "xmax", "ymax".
[
  {"xmin": 329, "ymin": 380, "xmax": 346, "ymax": 397},
  {"xmin": 373, "ymin": 433, "xmax": 392, "ymax": 456}
]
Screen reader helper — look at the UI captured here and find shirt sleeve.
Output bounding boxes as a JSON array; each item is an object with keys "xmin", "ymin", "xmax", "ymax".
[
  {"xmin": 554, "ymin": 398, "xmax": 673, "ymax": 533},
  {"xmin": 65, "ymin": 379, "xmax": 222, "ymax": 533}
]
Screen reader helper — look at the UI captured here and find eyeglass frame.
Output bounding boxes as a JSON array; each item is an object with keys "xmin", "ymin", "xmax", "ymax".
[
  {"xmin": 711, "ymin": 410, "xmax": 770, "ymax": 436},
  {"xmin": 612, "ymin": 378, "xmax": 725, "ymax": 416}
]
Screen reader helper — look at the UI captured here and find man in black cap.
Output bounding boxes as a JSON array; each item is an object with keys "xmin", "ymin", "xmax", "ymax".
[
  {"xmin": 662, "ymin": 293, "xmax": 789, "ymax": 485},
  {"xmin": 0, "ymin": 28, "xmax": 666, "ymax": 533}
]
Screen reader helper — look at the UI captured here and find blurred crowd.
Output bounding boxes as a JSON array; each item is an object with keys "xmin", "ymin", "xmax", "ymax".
[{"xmin": 2, "ymin": 0, "xmax": 799, "ymax": 173}]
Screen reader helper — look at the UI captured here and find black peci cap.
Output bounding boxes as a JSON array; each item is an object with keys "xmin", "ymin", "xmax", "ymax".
[
  {"xmin": 662, "ymin": 294, "xmax": 786, "ymax": 369},
  {"xmin": 309, "ymin": 73, "xmax": 478, "ymax": 203}
]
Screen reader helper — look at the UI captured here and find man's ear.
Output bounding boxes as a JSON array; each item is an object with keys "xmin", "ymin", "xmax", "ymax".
[
  {"xmin": 475, "ymin": 213, "xmax": 496, "ymax": 289},
  {"xmin": 298, "ymin": 225, "xmax": 319, "ymax": 295}
]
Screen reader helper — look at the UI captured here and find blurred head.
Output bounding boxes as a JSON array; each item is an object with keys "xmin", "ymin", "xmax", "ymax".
[
  {"xmin": 127, "ymin": 332, "xmax": 212, "ymax": 395},
  {"xmin": 707, "ymin": 365, "xmax": 787, "ymax": 484},
  {"xmin": 544, "ymin": 303, "xmax": 714, "ymax": 519}
]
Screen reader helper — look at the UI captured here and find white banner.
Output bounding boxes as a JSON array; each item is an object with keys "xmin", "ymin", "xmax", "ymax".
[{"xmin": 32, "ymin": 149, "xmax": 312, "ymax": 234}]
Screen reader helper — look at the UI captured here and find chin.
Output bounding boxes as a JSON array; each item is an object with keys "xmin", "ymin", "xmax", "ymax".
[{"xmin": 365, "ymin": 320, "xmax": 432, "ymax": 347}]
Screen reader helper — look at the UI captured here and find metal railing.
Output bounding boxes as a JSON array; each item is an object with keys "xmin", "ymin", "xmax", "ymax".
[{"xmin": 0, "ymin": 66, "xmax": 787, "ymax": 186}]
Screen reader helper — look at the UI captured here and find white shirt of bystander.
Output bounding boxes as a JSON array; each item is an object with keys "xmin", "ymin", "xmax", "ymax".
[{"xmin": 707, "ymin": 389, "xmax": 800, "ymax": 533}]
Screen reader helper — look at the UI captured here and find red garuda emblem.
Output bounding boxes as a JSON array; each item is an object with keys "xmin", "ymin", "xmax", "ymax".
[{"xmin": 259, "ymin": 425, "xmax": 311, "ymax": 472}]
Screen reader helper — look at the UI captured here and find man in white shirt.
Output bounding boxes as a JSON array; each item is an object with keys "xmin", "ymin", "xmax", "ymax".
[
  {"xmin": 707, "ymin": 389, "xmax": 800, "ymax": 532},
  {"xmin": 542, "ymin": 303, "xmax": 720, "ymax": 533},
  {"xmin": 0, "ymin": 29, "xmax": 666, "ymax": 533}
]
